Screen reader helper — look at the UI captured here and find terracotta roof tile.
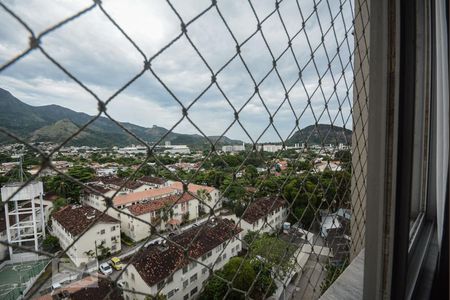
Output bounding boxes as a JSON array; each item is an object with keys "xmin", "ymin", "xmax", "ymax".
[
  {"xmin": 52, "ymin": 205, "xmax": 119, "ymax": 236},
  {"xmin": 242, "ymin": 197, "xmax": 287, "ymax": 224},
  {"xmin": 132, "ymin": 218, "xmax": 241, "ymax": 286},
  {"xmin": 127, "ymin": 193, "xmax": 195, "ymax": 216},
  {"xmin": 113, "ymin": 187, "xmax": 177, "ymax": 206},
  {"xmin": 169, "ymin": 181, "xmax": 215, "ymax": 193}
]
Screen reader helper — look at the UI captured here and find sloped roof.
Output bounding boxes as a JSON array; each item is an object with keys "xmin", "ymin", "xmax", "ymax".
[
  {"xmin": 132, "ymin": 218, "xmax": 241, "ymax": 287},
  {"xmin": 127, "ymin": 193, "xmax": 195, "ymax": 216},
  {"xmin": 113, "ymin": 187, "xmax": 177, "ymax": 206},
  {"xmin": 52, "ymin": 205, "xmax": 119, "ymax": 236},
  {"xmin": 241, "ymin": 197, "xmax": 287, "ymax": 224}
]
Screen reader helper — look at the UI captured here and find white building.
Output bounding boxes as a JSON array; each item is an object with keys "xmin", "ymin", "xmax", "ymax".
[
  {"xmin": 120, "ymin": 218, "xmax": 242, "ymax": 300},
  {"xmin": 117, "ymin": 146, "xmax": 147, "ymax": 155},
  {"xmin": 257, "ymin": 144, "xmax": 284, "ymax": 153},
  {"xmin": 239, "ymin": 197, "xmax": 288, "ymax": 236},
  {"xmin": 122, "ymin": 193, "xmax": 201, "ymax": 241},
  {"xmin": 221, "ymin": 143, "xmax": 246, "ymax": 153},
  {"xmin": 52, "ymin": 205, "xmax": 121, "ymax": 267},
  {"xmin": 81, "ymin": 180, "xmax": 221, "ymax": 242}
]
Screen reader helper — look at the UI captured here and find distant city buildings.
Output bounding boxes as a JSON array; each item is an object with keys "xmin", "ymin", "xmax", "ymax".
[{"xmin": 221, "ymin": 143, "xmax": 246, "ymax": 153}]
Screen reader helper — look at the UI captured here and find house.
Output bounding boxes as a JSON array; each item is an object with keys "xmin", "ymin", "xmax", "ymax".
[
  {"xmin": 239, "ymin": 197, "xmax": 288, "ymax": 236},
  {"xmin": 52, "ymin": 205, "xmax": 121, "ymax": 267},
  {"xmin": 169, "ymin": 182, "xmax": 222, "ymax": 212},
  {"xmin": 121, "ymin": 193, "xmax": 200, "ymax": 241},
  {"xmin": 120, "ymin": 218, "xmax": 242, "ymax": 300},
  {"xmin": 138, "ymin": 176, "xmax": 168, "ymax": 188}
]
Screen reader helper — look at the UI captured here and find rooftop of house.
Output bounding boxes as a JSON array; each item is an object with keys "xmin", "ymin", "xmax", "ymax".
[
  {"xmin": 169, "ymin": 181, "xmax": 215, "ymax": 194},
  {"xmin": 52, "ymin": 205, "xmax": 119, "ymax": 236},
  {"xmin": 84, "ymin": 183, "xmax": 114, "ymax": 195},
  {"xmin": 127, "ymin": 193, "xmax": 195, "ymax": 216},
  {"xmin": 138, "ymin": 176, "xmax": 167, "ymax": 185},
  {"xmin": 131, "ymin": 218, "xmax": 241, "ymax": 287},
  {"xmin": 241, "ymin": 197, "xmax": 287, "ymax": 224},
  {"xmin": 113, "ymin": 186, "xmax": 177, "ymax": 206},
  {"xmin": 92, "ymin": 176, "xmax": 145, "ymax": 190}
]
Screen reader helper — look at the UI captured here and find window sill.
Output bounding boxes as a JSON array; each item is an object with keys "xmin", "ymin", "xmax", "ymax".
[{"xmin": 320, "ymin": 249, "xmax": 364, "ymax": 300}]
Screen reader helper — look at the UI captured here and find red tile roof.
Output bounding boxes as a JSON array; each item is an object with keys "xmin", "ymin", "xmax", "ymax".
[
  {"xmin": 127, "ymin": 193, "xmax": 195, "ymax": 216},
  {"xmin": 113, "ymin": 187, "xmax": 177, "ymax": 206},
  {"xmin": 132, "ymin": 218, "xmax": 241, "ymax": 287},
  {"xmin": 169, "ymin": 181, "xmax": 215, "ymax": 193},
  {"xmin": 242, "ymin": 197, "xmax": 287, "ymax": 224},
  {"xmin": 52, "ymin": 205, "xmax": 119, "ymax": 236},
  {"xmin": 139, "ymin": 176, "xmax": 167, "ymax": 185}
]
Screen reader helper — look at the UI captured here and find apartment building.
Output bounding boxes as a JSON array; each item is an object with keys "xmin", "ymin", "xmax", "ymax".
[
  {"xmin": 121, "ymin": 193, "xmax": 200, "ymax": 241},
  {"xmin": 169, "ymin": 182, "xmax": 222, "ymax": 212},
  {"xmin": 239, "ymin": 197, "xmax": 288, "ymax": 236},
  {"xmin": 52, "ymin": 205, "xmax": 121, "ymax": 267},
  {"xmin": 120, "ymin": 218, "xmax": 242, "ymax": 300}
]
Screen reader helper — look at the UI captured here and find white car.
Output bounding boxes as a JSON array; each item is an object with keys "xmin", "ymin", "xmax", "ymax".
[{"xmin": 99, "ymin": 262, "xmax": 113, "ymax": 275}]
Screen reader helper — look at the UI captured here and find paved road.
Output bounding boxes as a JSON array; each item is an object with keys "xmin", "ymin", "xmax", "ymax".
[{"xmin": 291, "ymin": 253, "xmax": 327, "ymax": 300}]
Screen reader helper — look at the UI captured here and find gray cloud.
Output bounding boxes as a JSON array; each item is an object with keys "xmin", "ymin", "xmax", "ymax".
[{"xmin": 0, "ymin": 0, "xmax": 355, "ymax": 142}]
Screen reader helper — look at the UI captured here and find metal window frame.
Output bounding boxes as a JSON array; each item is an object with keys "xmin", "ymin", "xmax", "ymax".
[{"xmin": 365, "ymin": 0, "xmax": 448, "ymax": 299}]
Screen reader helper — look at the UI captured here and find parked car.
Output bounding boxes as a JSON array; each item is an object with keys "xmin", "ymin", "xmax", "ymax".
[
  {"xmin": 110, "ymin": 257, "xmax": 124, "ymax": 270},
  {"xmin": 99, "ymin": 262, "xmax": 113, "ymax": 275}
]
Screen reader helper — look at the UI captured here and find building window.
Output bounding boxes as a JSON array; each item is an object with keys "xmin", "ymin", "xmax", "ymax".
[
  {"xmin": 183, "ymin": 280, "xmax": 188, "ymax": 289},
  {"xmin": 167, "ymin": 274, "xmax": 173, "ymax": 283},
  {"xmin": 190, "ymin": 287, "xmax": 198, "ymax": 296},
  {"xmin": 131, "ymin": 273, "xmax": 135, "ymax": 281},
  {"xmin": 100, "ymin": 229, "xmax": 105, "ymax": 235},
  {"xmin": 183, "ymin": 294, "xmax": 189, "ymax": 300},
  {"xmin": 202, "ymin": 267, "xmax": 208, "ymax": 274},
  {"xmin": 207, "ymin": 251, "xmax": 212, "ymax": 258},
  {"xmin": 182, "ymin": 266, "xmax": 188, "ymax": 274},
  {"xmin": 111, "ymin": 226, "xmax": 116, "ymax": 231},
  {"xmin": 190, "ymin": 273, "xmax": 197, "ymax": 283},
  {"xmin": 168, "ymin": 290, "xmax": 176, "ymax": 298},
  {"xmin": 157, "ymin": 281, "xmax": 165, "ymax": 290},
  {"xmin": 222, "ymin": 253, "xmax": 226, "ymax": 260},
  {"xmin": 111, "ymin": 245, "xmax": 116, "ymax": 251},
  {"xmin": 190, "ymin": 261, "xmax": 197, "ymax": 269}
]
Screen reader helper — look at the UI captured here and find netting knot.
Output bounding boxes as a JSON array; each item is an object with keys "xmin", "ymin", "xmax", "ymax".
[
  {"xmin": 29, "ymin": 36, "xmax": 40, "ymax": 49},
  {"xmin": 97, "ymin": 101, "xmax": 107, "ymax": 113},
  {"xmin": 181, "ymin": 22, "xmax": 187, "ymax": 33}
]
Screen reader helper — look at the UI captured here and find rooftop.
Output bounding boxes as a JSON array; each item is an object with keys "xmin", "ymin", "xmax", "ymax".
[
  {"xmin": 169, "ymin": 181, "xmax": 215, "ymax": 194},
  {"xmin": 138, "ymin": 176, "xmax": 167, "ymax": 185},
  {"xmin": 127, "ymin": 193, "xmax": 195, "ymax": 216},
  {"xmin": 132, "ymin": 218, "xmax": 241, "ymax": 287},
  {"xmin": 52, "ymin": 205, "xmax": 119, "ymax": 236},
  {"xmin": 113, "ymin": 186, "xmax": 177, "ymax": 207},
  {"xmin": 241, "ymin": 197, "xmax": 287, "ymax": 224}
]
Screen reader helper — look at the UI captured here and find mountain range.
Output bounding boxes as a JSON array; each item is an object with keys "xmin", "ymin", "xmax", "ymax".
[{"xmin": 0, "ymin": 88, "xmax": 351, "ymax": 147}]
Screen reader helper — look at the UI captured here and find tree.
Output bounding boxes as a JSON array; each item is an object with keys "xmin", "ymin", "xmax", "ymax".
[
  {"xmin": 51, "ymin": 198, "xmax": 67, "ymax": 214},
  {"xmin": 199, "ymin": 257, "xmax": 276, "ymax": 300},
  {"xmin": 42, "ymin": 235, "xmax": 60, "ymax": 253},
  {"xmin": 67, "ymin": 165, "xmax": 95, "ymax": 182},
  {"xmin": 248, "ymin": 233, "xmax": 296, "ymax": 276}
]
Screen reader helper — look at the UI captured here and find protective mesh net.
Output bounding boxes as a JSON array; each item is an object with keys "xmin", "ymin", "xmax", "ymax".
[{"xmin": 0, "ymin": 0, "xmax": 369, "ymax": 299}]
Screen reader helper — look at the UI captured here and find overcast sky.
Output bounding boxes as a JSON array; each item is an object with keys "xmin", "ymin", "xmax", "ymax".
[{"xmin": 0, "ymin": 0, "xmax": 354, "ymax": 143}]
